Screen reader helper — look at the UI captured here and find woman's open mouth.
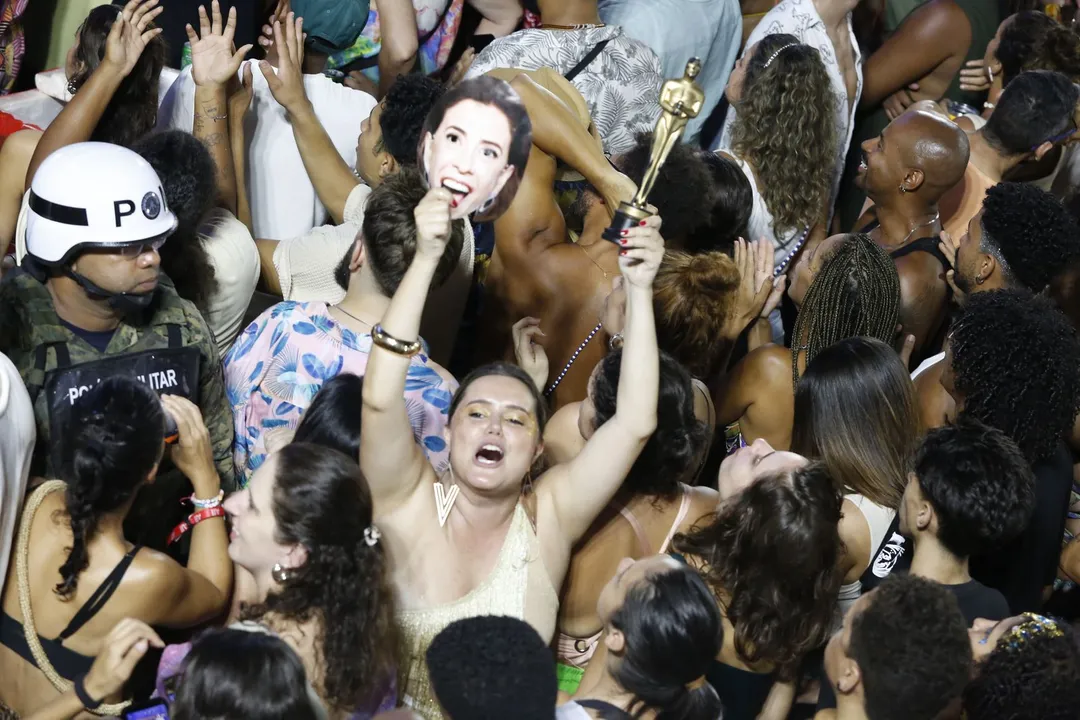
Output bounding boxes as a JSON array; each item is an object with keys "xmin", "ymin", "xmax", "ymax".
[
  {"xmin": 442, "ymin": 178, "xmax": 472, "ymax": 208},
  {"xmin": 474, "ymin": 444, "xmax": 505, "ymax": 467}
]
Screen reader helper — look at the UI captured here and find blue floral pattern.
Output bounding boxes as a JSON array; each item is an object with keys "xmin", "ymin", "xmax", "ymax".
[{"xmin": 224, "ymin": 301, "xmax": 456, "ymax": 486}]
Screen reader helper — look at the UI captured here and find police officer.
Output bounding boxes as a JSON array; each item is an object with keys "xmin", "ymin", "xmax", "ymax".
[{"xmin": 0, "ymin": 142, "xmax": 235, "ymax": 550}]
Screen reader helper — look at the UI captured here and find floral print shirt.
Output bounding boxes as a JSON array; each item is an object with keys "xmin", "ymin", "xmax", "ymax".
[
  {"xmin": 465, "ymin": 25, "xmax": 663, "ymax": 156},
  {"xmin": 224, "ymin": 301, "xmax": 455, "ymax": 486}
]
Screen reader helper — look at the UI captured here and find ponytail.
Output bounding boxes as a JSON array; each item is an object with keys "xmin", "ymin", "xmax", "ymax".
[
  {"xmin": 53, "ymin": 378, "xmax": 165, "ymax": 598},
  {"xmin": 608, "ymin": 565, "xmax": 723, "ymax": 720}
]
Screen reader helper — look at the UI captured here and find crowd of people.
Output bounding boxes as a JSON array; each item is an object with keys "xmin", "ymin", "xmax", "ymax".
[{"xmin": 2, "ymin": 0, "xmax": 1080, "ymax": 718}]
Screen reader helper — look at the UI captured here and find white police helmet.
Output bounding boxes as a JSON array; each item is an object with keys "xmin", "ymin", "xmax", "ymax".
[{"xmin": 26, "ymin": 142, "xmax": 178, "ymax": 265}]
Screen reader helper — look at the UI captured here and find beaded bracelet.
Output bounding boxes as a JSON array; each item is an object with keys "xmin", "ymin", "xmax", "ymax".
[
  {"xmin": 188, "ymin": 490, "xmax": 224, "ymax": 510},
  {"xmin": 167, "ymin": 506, "xmax": 226, "ymax": 546}
]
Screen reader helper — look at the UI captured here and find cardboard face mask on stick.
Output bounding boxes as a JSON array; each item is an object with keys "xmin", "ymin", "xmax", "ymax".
[{"xmin": 418, "ymin": 76, "xmax": 532, "ymax": 222}]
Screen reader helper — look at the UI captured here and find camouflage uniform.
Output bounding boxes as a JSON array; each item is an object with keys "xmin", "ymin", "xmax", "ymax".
[{"xmin": 0, "ymin": 270, "xmax": 235, "ymax": 550}]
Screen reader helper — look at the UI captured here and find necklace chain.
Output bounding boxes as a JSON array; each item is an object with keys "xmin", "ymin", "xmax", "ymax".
[
  {"xmin": 897, "ymin": 212, "xmax": 941, "ymax": 247},
  {"xmin": 545, "ymin": 321, "xmax": 603, "ymax": 397},
  {"xmin": 333, "ymin": 304, "xmax": 376, "ymax": 328},
  {"xmin": 541, "ymin": 22, "xmax": 605, "ymax": 29}
]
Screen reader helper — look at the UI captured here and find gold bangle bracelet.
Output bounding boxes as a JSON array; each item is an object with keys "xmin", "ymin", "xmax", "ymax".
[{"xmin": 372, "ymin": 323, "xmax": 422, "ymax": 356}]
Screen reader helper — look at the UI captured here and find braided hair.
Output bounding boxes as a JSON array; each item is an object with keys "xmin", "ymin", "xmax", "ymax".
[
  {"xmin": 54, "ymin": 377, "xmax": 165, "ymax": 598},
  {"xmin": 790, "ymin": 233, "xmax": 901, "ymax": 390}
]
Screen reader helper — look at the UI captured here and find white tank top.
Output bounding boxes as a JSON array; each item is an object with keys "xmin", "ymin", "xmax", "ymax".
[
  {"xmin": 728, "ymin": 154, "xmax": 804, "ymax": 271},
  {"xmin": 837, "ymin": 494, "xmax": 897, "ymax": 617}
]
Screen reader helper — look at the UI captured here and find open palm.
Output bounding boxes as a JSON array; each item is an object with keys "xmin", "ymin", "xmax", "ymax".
[
  {"xmin": 188, "ymin": 0, "xmax": 253, "ymax": 87},
  {"xmin": 104, "ymin": 0, "xmax": 164, "ymax": 77}
]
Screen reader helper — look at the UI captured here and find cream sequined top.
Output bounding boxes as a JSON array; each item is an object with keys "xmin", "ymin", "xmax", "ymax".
[{"xmin": 397, "ymin": 502, "xmax": 560, "ymax": 718}]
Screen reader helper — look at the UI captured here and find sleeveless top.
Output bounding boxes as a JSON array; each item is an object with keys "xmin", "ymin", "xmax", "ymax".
[
  {"xmin": 729, "ymin": 155, "xmax": 806, "ymax": 272},
  {"xmin": 397, "ymin": 502, "xmax": 559, "ymax": 718},
  {"xmin": 837, "ymin": 493, "xmax": 897, "ymax": 617}
]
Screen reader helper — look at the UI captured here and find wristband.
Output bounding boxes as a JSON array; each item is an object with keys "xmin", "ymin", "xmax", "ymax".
[
  {"xmin": 188, "ymin": 490, "xmax": 224, "ymax": 510},
  {"xmin": 74, "ymin": 674, "xmax": 103, "ymax": 710},
  {"xmin": 167, "ymin": 506, "xmax": 226, "ymax": 546}
]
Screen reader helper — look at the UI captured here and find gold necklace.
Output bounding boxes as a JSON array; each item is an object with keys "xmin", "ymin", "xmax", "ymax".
[{"xmin": 576, "ymin": 241, "xmax": 611, "ymax": 280}]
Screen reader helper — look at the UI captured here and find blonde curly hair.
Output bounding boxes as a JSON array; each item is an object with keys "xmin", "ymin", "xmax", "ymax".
[{"xmin": 731, "ymin": 34, "xmax": 838, "ymax": 236}]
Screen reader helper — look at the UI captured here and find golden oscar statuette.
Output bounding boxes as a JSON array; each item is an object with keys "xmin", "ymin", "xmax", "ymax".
[{"xmin": 602, "ymin": 57, "xmax": 706, "ymax": 243}]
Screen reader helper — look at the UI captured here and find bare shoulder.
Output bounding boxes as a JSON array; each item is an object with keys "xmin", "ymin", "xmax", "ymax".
[
  {"xmin": 746, "ymin": 344, "xmax": 793, "ymax": 386},
  {"xmin": 1, "ymin": 129, "xmax": 40, "ymax": 187},
  {"xmin": 683, "ymin": 485, "xmax": 720, "ymax": 529},
  {"xmin": 543, "ymin": 402, "xmax": 585, "ymax": 466}
]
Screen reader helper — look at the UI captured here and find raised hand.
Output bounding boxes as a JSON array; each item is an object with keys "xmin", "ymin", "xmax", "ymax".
[
  {"xmin": 258, "ymin": 13, "xmax": 308, "ymax": 112},
  {"xmin": 617, "ymin": 214, "xmax": 664, "ymax": 289},
  {"xmin": 188, "ymin": 0, "xmax": 253, "ymax": 88},
  {"xmin": 103, "ymin": 0, "xmax": 164, "ymax": 78},
  {"xmin": 162, "ymin": 395, "xmax": 219, "ymax": 494},
  {"xmin": 228, "ymin": 61, "xmax": 255, "ymax": 117},
  {"xmin": 82, "ymin": 619, "xmax": 165, "ymax": 704},
  {"xmin": 414, "ymin": 188, "xmax": 454, "ymax": 260},
  {"xmin": 258, "ymin": 0, "xmax": 292, "ymax": 67},
  {"xmin": 726, "ymin": 237, "xmax": 781, "ymax": 335},
  {"xmin": 512, "ymin": 317, "xmax": 549, "ymax": 392},
  {"xmin": 958, "ymin": 58, "xmax": 993, "ymax": 93}
]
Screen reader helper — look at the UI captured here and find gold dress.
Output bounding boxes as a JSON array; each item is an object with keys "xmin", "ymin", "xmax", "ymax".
[{"xmin": 396, "ymin": 503, "xmax": 559, "ymax": 718}]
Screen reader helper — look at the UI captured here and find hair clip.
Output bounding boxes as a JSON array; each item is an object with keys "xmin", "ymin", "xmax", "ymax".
[
  {"xmin": 1001, "ymin": 613, "xmax": 1065, "ymax": 652},
  {"xmin": 763, "ymin": 43, "xmax": 798, "ymax": 69},
  {"xmin": 364, "ymin": 525, "xmax": 381, "ymax": 547}
]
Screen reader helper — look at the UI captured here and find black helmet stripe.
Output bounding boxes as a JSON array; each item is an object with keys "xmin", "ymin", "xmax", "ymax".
[{"xmin": 29, "ymin": 190, "xmax": 89, "ymax": 226}]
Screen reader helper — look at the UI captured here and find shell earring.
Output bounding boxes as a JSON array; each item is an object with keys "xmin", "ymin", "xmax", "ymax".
[
  {"xmin": 67, "ymin": 79, "xmax": 78, "ymax": 95},
  {"xmin": 271, "ymin": 563, "xmax": 291, "ymax": 584}
]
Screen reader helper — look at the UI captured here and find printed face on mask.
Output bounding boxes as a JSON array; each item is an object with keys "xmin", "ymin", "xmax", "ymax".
[{"xmin": 418, "ymin": 76, "xmax": 531, "ymax": 222}]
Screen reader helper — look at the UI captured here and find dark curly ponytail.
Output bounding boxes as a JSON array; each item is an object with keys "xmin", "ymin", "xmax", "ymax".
[
  {"xmin": 242, "ymin": 443, "xmax": 398, "ymax": 714},
  {"xmin": 54, "ymin": 377, "xmax": 165, "ymax": 598}
]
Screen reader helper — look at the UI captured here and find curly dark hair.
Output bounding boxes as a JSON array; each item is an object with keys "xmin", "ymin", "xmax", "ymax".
[
  {"xmin": 948, "ymin": 289, "xmax": 1080, "ymax": 465},
  {"xmin": 68, "ymin": 4, "xmax": 166, "ymax": 148},
  {"xmin": 242, "ymin": 443, "xmax": 397, "ymax": 713},
  {"xmin": 963, "ymin": 618, "xmax": 1080, "ymax": 719},
  {"xmin": 379, "ymin": 74, "xmax": 446, "ymax": 165},
  {"xmin": 998, "ymin": 11, "xmax": 1080, "ymax": 86},
  {"xmin": 791, "ymin": 233, "xmax": 901, "ymax": 389},
  {"xmin": 54, "ymin": 377, "xmax": 164, "ymax": 598},
  {"xmin": 848, "ymin": 574, "xmax": 972, "ymax": 720},
  {"xmin": 335, "ymin": 167, "xmax": 465, "ymax": 295},
  {"xmin": 608, "ymin": 562, "xmax": 723, "ymax": 720},
  {"xmin": 591, "ymin": 350, "xmax": 708, "ymax": 499},
  {"xmin": 172, "ymin": 629, "xmax": 318, "ymax": 720},
  {"xmin": 426, "ymin": 616, "xmax": 557, "ymax": 720},
  {"xmin": 730, "ymin": 34, "xmax": 836, "ymax": 236},
  {"xmin": 673, "ymin": 462, "xmax": 843, "ymax": 680},
  {"xmin": 979, "ymin": 182, "xmax": 1080, "ymax": 293},
  {"xmin": 791, "ymin": 337, "xmax": 920, "ymax": 510},
  {"xmin": 913, "ymin": 417, "xmax": 1035, "ymax": 558},
  {"xmin": 615, "ymin": 132, "xmax": 714, "ymax": 242},
  {"xmin": 133, "ymin": 130, "xmax": 220, "ymax": 315},
  {"xmin": 684, "ymin": 151, "xmax": 752, "ymax": 255}
]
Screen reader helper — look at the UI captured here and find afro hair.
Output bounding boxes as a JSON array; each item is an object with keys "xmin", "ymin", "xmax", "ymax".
[
  {"xmin": 963, "ymin": 620, "xmax": 1080, "ymax": 720},
  {"xmin": 849, "ymin": 574, "xmax": 973, "ymax": 720},
  {"xmin": 949, "ymin": 289, "xmax": 1080, "ymax": 465},
  {"xmin": 980, "ymin": 182, "xmax": 1080, "ymax": 292},
  {"xmin": 426, "ymin": 616, "xmax": 557, "ymax": 720}
]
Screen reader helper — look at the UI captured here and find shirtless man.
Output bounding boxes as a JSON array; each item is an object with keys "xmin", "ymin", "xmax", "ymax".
[
  {"xmin": 855, "ymin": 109, "xmax": 970, "ymax": 365},
  {"xmin": 475, "ymin": 69, "xmax": 713, "ymax": 409}
]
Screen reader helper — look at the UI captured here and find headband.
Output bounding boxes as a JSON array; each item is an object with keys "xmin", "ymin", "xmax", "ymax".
[{"xmin": 763, "ymin": 43, "xmax": 798, "ymax": 69}]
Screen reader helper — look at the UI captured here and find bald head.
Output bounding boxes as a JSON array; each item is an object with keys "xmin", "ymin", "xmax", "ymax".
[{"xmin": 896, "ymin": 110, "xmax": 971, "ymax": 197}]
